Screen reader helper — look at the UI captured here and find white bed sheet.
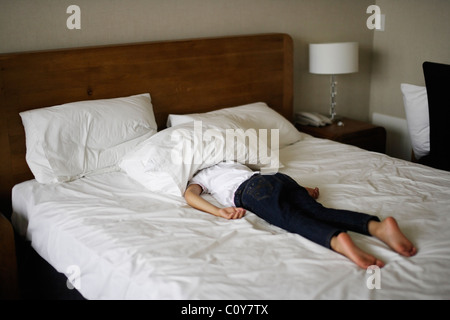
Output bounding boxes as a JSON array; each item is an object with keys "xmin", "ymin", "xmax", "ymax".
[{"xmin": 12, "ymin": 135, "xmax": 450, "ymax": 300}]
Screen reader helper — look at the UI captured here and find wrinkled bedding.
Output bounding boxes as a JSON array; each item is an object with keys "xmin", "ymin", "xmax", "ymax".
[{"xmin": 12, "ymin": 135, "xmax": 450, "ymax": 299}]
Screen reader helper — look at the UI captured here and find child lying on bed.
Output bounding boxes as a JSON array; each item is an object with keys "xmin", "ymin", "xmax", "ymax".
[{"xmin": 184, "ymin": 161, "xmax": 417, "ymax": 269}]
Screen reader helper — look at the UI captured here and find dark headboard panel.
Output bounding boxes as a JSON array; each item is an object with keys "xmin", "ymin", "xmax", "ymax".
[{"xmin": 0, "ymin": 33, "xmax": 293, "ymax": 214}]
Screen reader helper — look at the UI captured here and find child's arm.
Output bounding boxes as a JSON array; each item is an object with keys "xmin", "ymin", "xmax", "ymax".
[{"xmin": 184, "ymin": 184, "xmax": 246, "ymax": 220}]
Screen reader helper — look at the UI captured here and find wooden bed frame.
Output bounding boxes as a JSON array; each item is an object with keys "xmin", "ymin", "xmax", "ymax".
[{"xmin": 0, "ymin": 33, "xmax": 293, "ymax": 216}]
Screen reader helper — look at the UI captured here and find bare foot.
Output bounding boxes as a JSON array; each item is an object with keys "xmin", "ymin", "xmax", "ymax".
[
  {"xmin": 369, "ymin": 217, "xmax": 417, "ymax": 257},
  {"xmin": 331, "ymin": 232, "xmax": 385, "ymax": 269}
]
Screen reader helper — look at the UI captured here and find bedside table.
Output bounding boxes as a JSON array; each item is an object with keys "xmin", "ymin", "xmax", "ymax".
[
  {"xmin": 0, "ymin": 212, "xmax": 19, "ymax": 299},
  {"xmin": 296, "ymin": 117, "xmax": 386, "ymax": 153}
]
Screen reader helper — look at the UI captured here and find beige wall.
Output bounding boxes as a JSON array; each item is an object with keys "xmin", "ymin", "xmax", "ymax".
[
  {"xmin": 0, "ymin": 0, "xmax": 374, "ymax": 121},
  {"xmin": 370, "ymin": 0, "xmax": 450, "ymax": 118},
  {"xmin": 2, "ymin": 0, "xmax": 449, "ymax": 159},
  {"xmin": 369, "ymin": 0, "xmax": 450, "ymax": 159}
]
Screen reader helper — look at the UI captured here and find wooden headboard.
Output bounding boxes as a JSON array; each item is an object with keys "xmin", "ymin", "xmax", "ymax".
[{"xmin": 0, "ymin": 33, "xmax": 293, "ymax": 215}]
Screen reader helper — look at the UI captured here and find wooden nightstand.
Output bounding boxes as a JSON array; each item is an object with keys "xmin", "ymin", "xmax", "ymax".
[
  {"xmin": 0, "ymin": 212, "xmax": 19, "ymax": 299},
  {"xmin": 296, "ymin": 117, "xmax": 386, "ymax": 153}
]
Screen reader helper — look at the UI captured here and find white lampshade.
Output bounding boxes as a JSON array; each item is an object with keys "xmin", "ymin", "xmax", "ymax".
[{"xmin": 309, "ymin": 42, "xmax": 359, "ymax": 75}]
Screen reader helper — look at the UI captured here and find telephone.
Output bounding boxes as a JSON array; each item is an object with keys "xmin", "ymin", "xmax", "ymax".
[{"xmin": 295, "ymin": 112, "xmax": 332, "ymax": 127}]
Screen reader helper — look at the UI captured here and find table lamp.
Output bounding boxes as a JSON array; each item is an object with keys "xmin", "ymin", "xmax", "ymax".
[{"xmin": 309, "ymin": 42, "xmax": 359, "ymax": 124}]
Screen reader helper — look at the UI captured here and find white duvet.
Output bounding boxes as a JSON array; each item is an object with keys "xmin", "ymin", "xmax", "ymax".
[{"xmin": 12, "ymin": 135, "xmax": 450, "ymax": 299}]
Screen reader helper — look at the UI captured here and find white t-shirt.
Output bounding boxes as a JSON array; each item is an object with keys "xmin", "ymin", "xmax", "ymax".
[{"xmin": 189, "ymin": 161, "xmax": 256, "ymax": 207}]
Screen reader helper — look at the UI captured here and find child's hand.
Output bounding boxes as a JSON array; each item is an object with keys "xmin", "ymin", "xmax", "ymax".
[
  {"xmin": 306, "ymin": 187, "xmax": 320, "ymax": 199},
  {"xmin": 218, "ymin": 207, "xmax": 246, "ymax": 220}
]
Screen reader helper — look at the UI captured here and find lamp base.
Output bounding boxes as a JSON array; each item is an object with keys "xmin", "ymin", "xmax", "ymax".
[
  {"xmin": 330, "ymin": 114, "xmax": 344, "ymax": 126},
  {"xmin": 329, "ymin": 75, "xmax": 344, "ymax": 126}
]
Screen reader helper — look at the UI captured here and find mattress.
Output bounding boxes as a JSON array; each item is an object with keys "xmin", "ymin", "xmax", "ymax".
[{"xmin": 12, "ymin": 135, "xmax": 450, "ymax": 299}]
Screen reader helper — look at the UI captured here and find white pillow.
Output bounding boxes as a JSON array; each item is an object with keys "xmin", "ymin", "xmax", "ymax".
[
  {"xmin": 166, "ymin": 102, "xmax": 303, "ymax": 148},
  {"xmin": 119, "ymin": 118, "xmax": 282, "ymax": 197},
  {"xmin": 401, "ymin": 84, "xmax": 430, "ymax": 159},
  {"xmin": 20, "ymin": 93, "xmax": 157, "ymax": 183}
]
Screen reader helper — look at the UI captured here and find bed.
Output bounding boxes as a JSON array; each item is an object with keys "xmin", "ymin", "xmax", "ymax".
[{"xmin": 2, "ymin": 34, "xmax": 450, "ymax": 300}]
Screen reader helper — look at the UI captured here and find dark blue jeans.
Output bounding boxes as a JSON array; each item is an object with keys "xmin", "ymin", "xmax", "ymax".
[{"xmin": 234, "ymin": 173, "xmax": 379, "ymax": 249}]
